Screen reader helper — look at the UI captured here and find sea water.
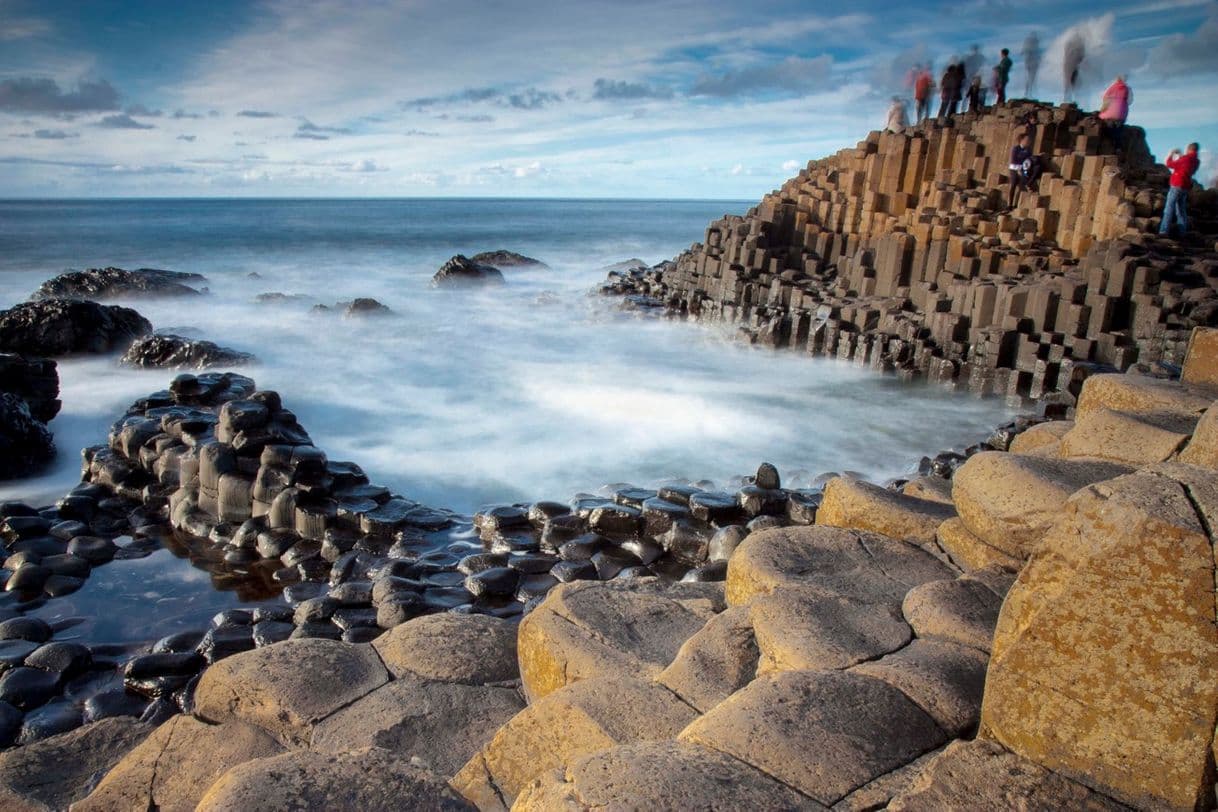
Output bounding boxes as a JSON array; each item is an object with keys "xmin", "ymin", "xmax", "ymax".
[{"xmin": 0, "ymin": 198, "xmax": 1016, "ymax": 516}]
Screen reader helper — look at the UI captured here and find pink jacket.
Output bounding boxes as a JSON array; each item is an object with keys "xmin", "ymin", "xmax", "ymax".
[{"xmin": 1099, "ymin": 80, "xmax": 1130, "ymax": 122}]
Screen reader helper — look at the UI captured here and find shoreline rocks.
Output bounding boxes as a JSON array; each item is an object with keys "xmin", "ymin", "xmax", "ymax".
[
  {"xmin": 0, "ymin": 299, "xmax": 151, "ymax": 357},
  {"xmin": 31, "ymin": 267, "xmax": 205, "ymax": 300},
  {"xmin": 431, "ymin": 255, "xmax": 506, "ymax": 287},
  {"xmin": 120, "ymin": 334, "xmax": 255, "ymax": 370},
  {"xmin": 469, "ymin": 250, "xmax": 546, "ymax": 269}
]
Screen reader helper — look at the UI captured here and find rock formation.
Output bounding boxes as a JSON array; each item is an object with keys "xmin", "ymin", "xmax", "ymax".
[
  {"xmin": 0, "ymin": 299, "xmax": 152, "ymax": 357},
  {"xmin": 0, "ymin": 354, "xmax": 59, "ymax": 480},
  {"xmin": 120, "ymin": 334, "xmax": 255, "ymax": 370},
  {"xmin": 604, "ymin": 102, "xmax": 1218, "ymax": 398},
  {"xmin": 431, "ymin": 255, "xmax": 506, "ymax": 287},
  {"xmin": 31, "ymin": 267, "xmax": 205, "ymax": 300},
  {"xmin": 469, "ymin": 250, "xmax": 547, "ymax": 269}
]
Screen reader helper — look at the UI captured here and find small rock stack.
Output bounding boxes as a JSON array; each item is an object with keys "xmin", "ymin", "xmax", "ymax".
[
  {"xmin": 0, "ymin": 353, "xmax": 59, "ymax": 480},
  {"xmin": 605, "ymin": 102, "xmax": 1218, "ymax": 398}
]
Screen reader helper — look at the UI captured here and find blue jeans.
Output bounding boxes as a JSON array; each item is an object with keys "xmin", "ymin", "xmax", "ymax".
[{"xmin": 1159, "ymin": 186, "xmax": 1188, "ymax": 235}]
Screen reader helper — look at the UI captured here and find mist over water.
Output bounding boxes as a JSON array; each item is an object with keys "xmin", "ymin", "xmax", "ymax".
[{"xmin": 0, "ymin": 199, "xmax": 1016, "ymax": 515}]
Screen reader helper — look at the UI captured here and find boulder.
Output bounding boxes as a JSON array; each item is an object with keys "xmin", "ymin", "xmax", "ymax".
[
  {"xmin": 935, "ymin": 517, "xmax": 1021, "ymax": 572},
  {"xmin": 900, "ymin": 475, "xmax": 953, "ymax": 504},
  {"xmin": 950, "ymin": 452, "xmax": 1132, "ymax": 559},
  {"xmin": 749, "ymin": 586, "xmax": 911, "ymax": 673},
  {"xmin": 981, "ymin": 464, "xmax": 1218, "ymax": 810},
  {"xmin": 309, "ymin": 672, "xmax": 524, "ymax": 776},
  {"xmin": 451, "ymin": 675, "xmax": 698, "ymax": 811},
  {"xmin": 832, "ymin": 746, "xmax": 946, "ymax": 812},
  {"xmin": 513, "ymin": 741, "xmax": 823, "ymax": 810},
  {"xmin": 1177, "ymin": 402, "xmax": 1218, "ymax": 467},
  {"xmin": 1008, "ymin": 420, "xmax": 1072, "ymax": 456},
  {"xmin": 851, "ymin": 639, "xmax": 988, "ymax": 737},
  {"xmin": 119, "ymin": 333, "xmax": 255, "ymax": 370},
  {"xmin": 469, "ymin": 250, "xmax": 546, "ymax": 269},
  {"xmin": 888, "ymin": 739, "xmax": 1126, "ymax": 811},
  {"xmin": 192, "ymin": 638, "xmax": 388, "ymax": 746},
  {"xmin": 372, "ymin": 612, "xmax": 518, "ymax": 685},
  {"xmin": 817, "ymin": 476, "xmax": 956, "ymax": 545},
  {"xmin": 431, "ymin": 255, "xmax": 506, "ymax": 287},
  {"xmin": 902, "ymin": 575, "xmax": 1004, "ymax": 653},
  {"xmin": 0, "ymin": 299, "xmax": 151, "ymax": 357},
  {"xmin": 1074, "ymin": 372, "xmax": 1212, "ymax": 420},
  {"xmin": 1058, "ymin": 408, "xmax": 1196, "ymax": 464},
  {"xmin": 0, "ymin": 353, "xmax": 59, "ymax": 422},
  {"xmin": 725, "ymin": 526, "xmax": 954, "ymax": 608},
  {"xmin": 1182, "ymin": 326, "xmax": 1218, "ymax": 387},
  {"xmin": 0, "ymin": 394, "xmax": 54, "ymax": 481},
  {"xmin": 679, "ymin": 669, "xmax": 946, "ymax": 806},
  {"xmin": 656, "ymin": 605, "xmax": 758, "ymax": 712},
  {"xmin": 195, "ymin": 747, "xmax": 473, "ymax": 811},
  {"xmin": 30, "ymin": 267, "xmax": 204, "ymax": 300},
  {"xmin": 516, "ymin": 579, "xmax": 719, "ymax": 701},
  {"xmin": 341, "ymin": 298, "xmax": 392, "ymax": 317},
  {"xmin": 75, "ymin": 716, "xmax": 284, "ymax": 812},
  {"xmin": 0, "ymin": 717, "xmax": 151, "ymax": 810}
]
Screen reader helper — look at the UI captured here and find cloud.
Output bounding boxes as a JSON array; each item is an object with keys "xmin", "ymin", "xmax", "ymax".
[
  {"xmin": 690, "ymin": 55, "xmax": 834, "ymax": 98},
  {"xmin": 1144, "ymin": 10, "xmax": 1218, "ymax": 77},
  {"xmin": 0, "ymin": 8, "xmax": 51, "ymax": 41},
  {"xmin": 295, "ymin": 119, "xmax": 352, "ymax": 139},
  {"xmin": 513, "ymin": 160, "xmax": 545, "ymax": 178},
  {"xmin": 0, "ymin": 156, "xmax": 189, "ymax": 174},
  {"xmin": 404, "ymin": 87, "xmax": 502, "ymax": 109},
  {"xmin": 592, "ymin": 78, "xmax": 673, "ymax": 101},
  {"xmin": 126, "ymin": 104, "xmax": 162, "ymax": 117},
  {"xmin": 293, "ymin": 131, "xmax": 330, "ymax": 140},
  {"xmin": 96, "ymin": 113, "xmax": 155, "ymax": 129},
  {"xmin": 0, "ymin": 77, "xmax": 120, "ymax": 114},
  {"xmin": 237, "ymin": 109, "xmax": 278, "ymax": 118},
  {"xmin": 172, "ymin": 109, "xmax": 203, "ymax": 119},
  {"xmin": 782, "ymin": 159, "xmax": 801, "ymax": 172},
  {"xmin": 176, "ymin": 134, "xmax": 196, "ymax": 142},
  {"xmin": 456, "ymin": 114, "xmax": 495, "ymax": 123},
  {"xmin": 344, "ymin": 159, "xmax": 386, "ymax": 172},
  {"xmin": 507, "ymin": 88, "xmax": 562, "ymax": 109}
]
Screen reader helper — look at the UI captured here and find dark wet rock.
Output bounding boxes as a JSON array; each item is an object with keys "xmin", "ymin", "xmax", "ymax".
[
  {"xmin": 755, "ymin": 462, "xmax": 781, "ymax": 490},
  {"xmin": 0, "ymin": 639, "xmax": 38, "ymax": 671},
  {"xmin": 123, "ymin": 652, "xmax": 204, "ymax": 698},
  {"xmin": 120, "ymin": 333, "xmax": 255, "ymax": 370},
  {"xmin": 342, "ymin": 626, "xmax": 382, "ymax": 644},
  {"xmin": 291, "ymin": 620, "xmax": 343, "ymax": 640},
  {"xmin": 331, "ymin": 607, "xmax": 379, "ymax": 631},
  {"xmin": 787, "ymin": 491, "xmax": 821, "ymax": 525},
  {"xmin": 559, "ymin": 533, "xmax": 608, "ymax": 561},
  {"xmin": 0, "ymin": 617, "xmax": 52, "ymax": 643},
  {"xmin": 708, "ymin": 525, "xmax": 748, "ymax": 562},
  {"xmin": 422, "ymin": 586, "xmax": 471, "ymax": 611},
  {"xmin": 5, "ymin": 563, "xmax": 50, "ymax": 594},
  {"xmin": 256, "ymin": 529, "xmax": 298, "ymax": 558},
  {"xmin": 17, "ymin": 699, "xmax": 81, "ymax": 745},
  {"xmin": 641, "ymin": 497, "xmax": 690, "ymax": 536},
  {"xmin": 507, "ymin": 554, "xmax": 554, "ymax": 574},
  {"xmin": 0, "ymin": 352, "xmax": 60, "ymax": 422},
  {"xmin": 84, "ymin": 689, "xmax": 149, "ymax": 723},
  {"xmin": 620, "ymin": 537, "xmax": 664, "ymax": 565},
  {"xmin": 251, "ymin": 605, "xmax": 293, "ymax": 624},
  {"xmin": 0, "ymin": 699, "xmax": 20, "ymax": 747},
  {"xmin": 469, "ymin": 250, "xmax": 546, "ymax": 269},
  {"xmin": 48, "ymin": 520, "xmax": 90, "ymax": 541},
  {"xmin": 11, "ymin": 536, "xmax": 66, "ymax": 557},
  {"xmin": 747, "ymin": 515, "xmax": 788, "ymax": 533},
  {"xmin": 329, "ymin": 580, "xmax": 374, "ymax": 606},
  {"xmin": 212, "ymin": 608, "xmax": 254, "ymax": 628},
  {"xmin": 43, "ymin": 574, "xmax": 85, "ymax": 596},
  {"xmin": 527, "ymin": 501, "xmax": 570, "ymax": 527},
  {"xmin": 660, "ymin": 520, "xmax": 712, "ymax": 565},
  {"xmin": 294, "ymin": 596, "xmax": 338, "ymax": 625},
  {"xmin": 602, "ymin": 258, "xmax": 650, "ymax": 274},
  {"xmin": 0, "ymin": 393, "xmax": 55, "ymax": 480},
  {"xmin": 657, "ymin": 483, "xmax": 702, "ymax": 506},
  {"xmin": 0, "ymin": 666, "xmax": 59, "ymax": 710},
  {"xmin": 551, "ymin": 559, "xmax": 598, "ymax": 583},
  {"xmin": 459, "ymin": 552, "xmax": 509, "ymax": 575},
  {"xmin": 612, "ymin": 487, "xmax": 657, "ymax": 508},
  {"xmin": 342, "ymin": 298, "xmax": 392, "ymax": 317},
  {"xmin": 25, "ymin": 642, "xmax": 91, "ymax": 677},
  {"xmin": 0, "ymin": 298, "xmax": 152, "ymax": 357},
  {"xmin": 464, "ymin": 567, "xmax": 519, "ymax": 598},
  {"xmin": 252, "ymin": 620, "xmax": 295, "ymax": 647},
  {"xmin": 1, "ymin": 515, "xmax": 50, "ymax": 540},
  {"xmin": 152, "ymin": 630, "xmax": 206, "ymax": 654},
  {"xmin": 616, "ymin": 565, "xmax": 656, "ymax": 579},
  {"xmin": 540, "ymin": 514, "xmax": 585, "ymax": 552},
  {"xmin": 283, "ymin": 581, "xmax": 326, "ymax": 605},
  {"xmin": 197, "ymin": 625, "xmax": 256, "ymax": 663},
  {"xmin": 476, "ymin": 504, "xmax": 531, "ymax": 534},
  {"xmin": 255, "ymin": 291, "xmax": 311, "ymax": 305},
  {"xmin": 138, "ymin": 696, "xmax": 177, "ymax": 726},
  {"xmin": 376, "ymin": 594, "xmax": 426, "ymax": 629},
  {"xmin": 737, "ymin": 485, "xmax": 787, "ymax": 517},
  {"xmin": 65, "ymin": 535, "xmax": 117, "ymax": 564},
  {"xmin": 689, "ymin": 491, "xmax": 743, "ymax": 524},
  {"xmin": 431, "ymin": 254, "xmax": 506, "ymax": 287},
  {"xmin": 588, "ymin": 503, "xmax": 642, "ymax": 535},
  {"xmin": 516, "ymin": 572, "xmax": 560, "ymax": 602},
  {"xmin": 31, "ymin": 267, "xmax": 204, "ymax": 300},
  {"xmin": 681, "ymin": 560, "xmax": 729, "ymax": 583},
  {"xmin": 592, "ymin": 546, "xmax": 640, "ymax": 580}
]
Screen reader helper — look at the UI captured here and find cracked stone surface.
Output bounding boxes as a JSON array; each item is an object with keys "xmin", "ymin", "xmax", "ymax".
[
  {"xmin": 817, "ymin": 476, "xmax": 958, "ymax": 545},
  {"xmin": 656, "ymin": 604, "xmax": 759, "ymax": 712},
  {"xmin": 371, "ymin": 612, "xmax": 519, "ymax": 685},
  {"xmin": 902, "ymin": 576, "xmax": 1004, "ymax": 653}
]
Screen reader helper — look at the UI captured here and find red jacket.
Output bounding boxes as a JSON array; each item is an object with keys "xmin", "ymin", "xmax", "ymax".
[{"xmin": 1167, "ymin": 151, "xmax": 1199, "ymax": 189}]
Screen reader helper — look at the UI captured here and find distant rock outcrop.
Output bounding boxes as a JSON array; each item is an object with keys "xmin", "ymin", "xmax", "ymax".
[
  {"xmin": 120, "ymin": 334, "xmax": 255, "ymax": 371},
  {"xmin": 0, "ymin": 393, "xmax": 54, "ymax": 480},
  {"xmin": 431, "ymin": 255, "xmax": 505, "ymax": 287},
  {"xmin": 0, "ymin": 299, "xmax": 152, "ymax": 357},
  {"xmin": 31, "ymin": 268, "xmax": 205, "ymax": 300},
  {"xmin": 469, "ymin": 250, "xmax": 547, "ymax": 269},
  {"xmin": 0, "ymin": 353, "xmax": 60, "ymax": 423}
]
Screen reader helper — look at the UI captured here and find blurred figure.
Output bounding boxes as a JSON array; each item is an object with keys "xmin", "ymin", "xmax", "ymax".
[
  {"xmin": 914, "ymin": 64, "xmax": 934, "ymax": 122},
  {"xmin": 964, "ymin": 45, "xmax": 984, "ymax": 108},
  {"xmin": 1063, "ymin": 32, "xmax": 1085, "ymax": 103},
  {"xmin": 1098, "ymin": 75, "xmax": 1132, "ymax": 151},
  {"xmin": 1160, "ymin": 143, "xmax": 1200, "ymax": 237},
  {"xmin": 939, "ymin": 63, "xmax": 964, "ymax": 118},
  {"xmin": 995, "ymin": 48, "xmax": 1013, "ymax": 104},
  {"xmin": 1022, "ymin": 32, "xmax": 1042, "ymax": 97},
  {"xmin": 886, "ymin": 96, "xmax": 909, "ymax": 132},
  {"xmin": 967, "ymin": 74, "xmax": 984, "ymax": 114}
]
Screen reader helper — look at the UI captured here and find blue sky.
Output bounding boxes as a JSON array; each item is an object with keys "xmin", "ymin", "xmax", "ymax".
[{"xmin": 1, "ymin": 0, "xmax": 1215, "ymax": 198}]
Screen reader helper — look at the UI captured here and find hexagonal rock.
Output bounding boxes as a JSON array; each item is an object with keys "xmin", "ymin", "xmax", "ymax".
[
  {"xmin": 725, "ymin": 526, "xmax": 954, "ymax": 609},
  {"xmin": 193, "ymin": 638, "xmax": 388, "ymax": 747},
  {"xmin": 195, "ymin": 747, "xmax": 473, "ymax": 811},
  {"xmin": 900, "ymin": 475, "xmax": 953, "ymax": 505},
  {"xmin": 516, "ymin": 578, "xmax": 719, "ymax": 702},
  {"xmin": 887, "ymin": 739, "xmax": 1126, "ymax": 811},
  {"xmin": 451, "ymin": 675, "xmax": 698, "ymax": 811},
  {"xmin": 1074, "ymin": 372, "xmax": 1213, "ymax": 420},
  {"xmin": 656, "ymin": 605, "xmax": 758, "ymax": 712},
  {"xmin": 902, "ymin": 576, "xmax": 1004, "ymax": 653},
  {"xmin": 750, "ymin": 587, "xmax": 911, "ymax": 674},
  {"xmin": 1058, "ymin": 408, "xmax": 1197, "ymax": 465},
  {"xmin": 1182, "ymin": 327, "xmax": 1218, "ymax": 387},
  {"xmin": 817, "ymin": 477, "xmax": 957, "ymax": 545},
  {"xmin": 935, "ymin": 517, "xmax": 1020, "ymax": 572},
  {"xmin": 832, "ymin": 746, "xmax": 946, "ymax": 812},
  {"xmin": 309, "ymin": 672, "xmax": 524, "ymax": 777},
  {"xmin": 982, "ymin": 464, "xmax": 1218, "ymax": 811},
  {"xmin": 1178, "ymin": 402, "xmax": 1218, "ymax": 467},
  {"xmin": 679, "ymin": 669, "xmax": 946, "ymax": 806},
  {"xmin": 513, "ymin": 741, "xmax": 826, "ymax": 811},
  {"xmin": 0, "ymin": 717, "xmax": 151, "ymax": 810},
  {"xmin": 75, "ymin": 716, "xmax": 284, "ymax": 812},
  {"xmin": 371, "ymin": 612, "xmax": 517, "ymax": 685},
  {"xmin": 851, "ymin": 640, "xmax": 988, "ymax": 737},
  {"xmin": 1009, "ymin": 419, "xmax": 1073, "ymax": 456},
  {"xmin": 951, "ymin": 452, "xmax": 1133, "ymax": 560}
]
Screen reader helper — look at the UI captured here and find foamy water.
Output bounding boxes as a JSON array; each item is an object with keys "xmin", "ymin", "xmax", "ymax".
[{"xmin": 0, "ymin": 199, "xmax": 1016, "ymax": 514}]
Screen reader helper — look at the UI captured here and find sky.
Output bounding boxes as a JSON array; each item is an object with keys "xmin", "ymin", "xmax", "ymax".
[{"xmin": 1, "ymin": 0, "xmax": 1216, "ymax": 199}]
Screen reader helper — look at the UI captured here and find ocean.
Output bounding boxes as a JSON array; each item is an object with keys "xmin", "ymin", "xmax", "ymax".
[{"xmin": 0, "ymin": 198, "xmax": 1016, "ymax": 516}]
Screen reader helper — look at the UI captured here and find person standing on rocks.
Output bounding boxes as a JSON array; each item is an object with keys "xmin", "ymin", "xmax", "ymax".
[
  {"xmin": 1098, "ymin": 75, "xmax": 1131, "ymax": 151},
  {"xmin": 1063, "ymin": 32, "xmax": 1085, "ymax": 103},
  {"xmin": 964, "ymin": 45, "xmax": 984, "ymax": 109},
  {"xmin": 914, "ymin": 64, "xmax": 934, "ymax": 122},
  {"xmin": 1159, "ymin": 143, "xmax": 1200, "ymax": 237},
  {"xmin": 995, "ymin": 48, "xmax": 1013, "ymax": 104},
  {"xmin": 939, "ymin": 63, "xmax": 963, "ymax": 119},
  {"xmin": 1008, "ymin": 132, "xmax": 1034, "ymax": 210},
  {"xmin": 967, "ymin": 74, "xmax": 985, "ymax": 114},
  {"xmin": 886, "ymin": 96, "xmax": 909, "ymax": 132},
  {"xmin": 1022, "ymin": 32, "xmax": 1042, "ymax": 97}
]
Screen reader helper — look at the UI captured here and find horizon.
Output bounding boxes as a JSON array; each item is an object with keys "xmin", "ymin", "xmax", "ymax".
[{"xmin": 1, "ymin": 0, "xmax": 1215, "ymax": 198}]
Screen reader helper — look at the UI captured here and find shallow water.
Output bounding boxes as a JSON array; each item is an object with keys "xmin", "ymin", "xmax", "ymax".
[{"xmin": 0, "ymin": 198, "xmax": 1017, "ymax": 518}]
